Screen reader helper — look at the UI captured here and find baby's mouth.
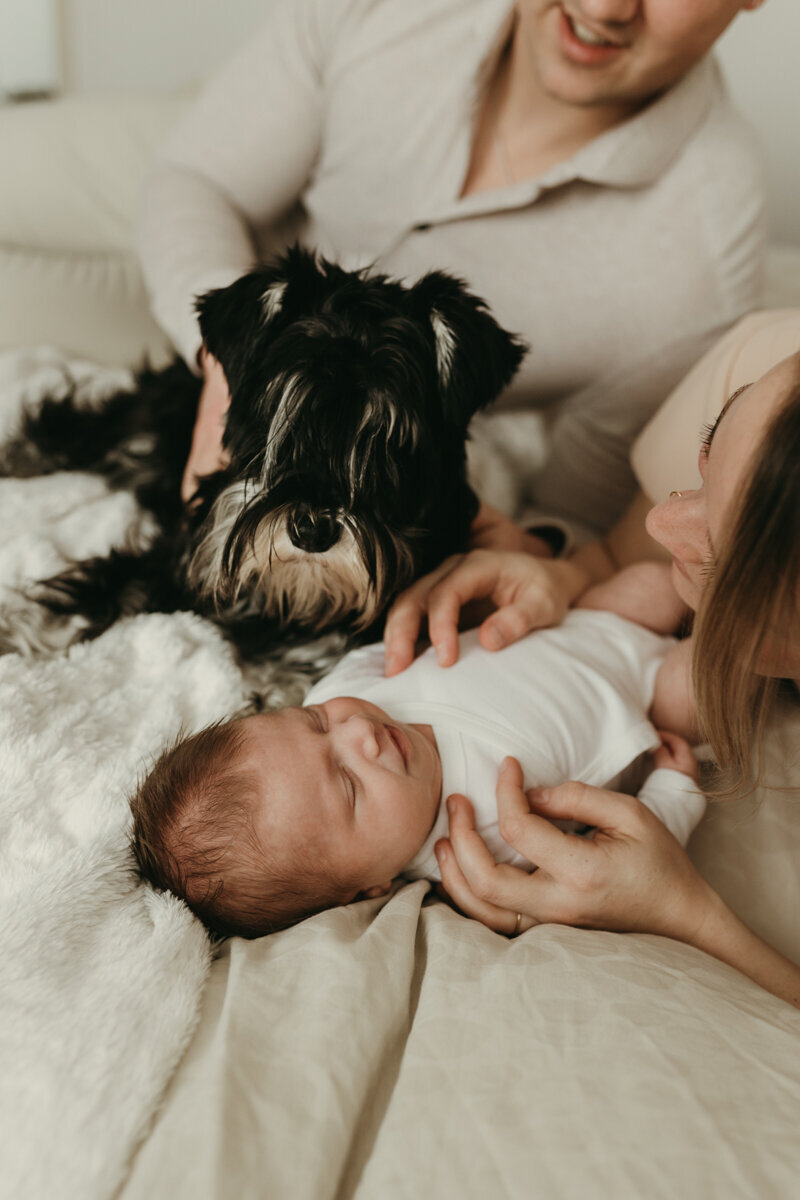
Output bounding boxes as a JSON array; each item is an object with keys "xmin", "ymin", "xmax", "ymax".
[{"xmin": 385, "ymin": 724, "xmax": 409, "ymax": 769}]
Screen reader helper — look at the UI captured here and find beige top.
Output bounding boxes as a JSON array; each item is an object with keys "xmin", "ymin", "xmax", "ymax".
[
  {"xmin": 139, "ymin": 0, "xmax": 765, "ymax": 536},
  {"xmin": 632, "ymin": 309, "xmax": 800, "ymax": 502}
]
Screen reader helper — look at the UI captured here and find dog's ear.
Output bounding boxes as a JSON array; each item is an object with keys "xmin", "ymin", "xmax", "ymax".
[
  {"xmin": 409, "ymin": 272, "xmax": 527, "ymax": 426},
  {"xmin": 194, "ymin": 267, "xmax": 290, "ymax": 396},
  {"xmin": 194, "ymin": 248, "xmax": 337, "ymax": 395}
]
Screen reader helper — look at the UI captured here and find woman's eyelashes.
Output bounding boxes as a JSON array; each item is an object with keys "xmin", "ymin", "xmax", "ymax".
[
  {"xmin": 700, "ymin": 383, "xmax": 750, "ymax": 457},
  {"xmin": 700, "ymin": 422, "xmax": 715, "ymax": 455}
]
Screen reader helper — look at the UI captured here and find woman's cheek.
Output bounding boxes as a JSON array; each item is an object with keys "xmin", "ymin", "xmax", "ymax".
[{"xmin": 669, "ymin": 560, "xmax": 701, "ymax": 611}]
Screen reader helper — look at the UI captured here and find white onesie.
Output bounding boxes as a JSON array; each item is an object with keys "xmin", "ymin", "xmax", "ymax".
[{"xmin": 305, "ymin": 610, "xmax": 705, "ymax": 882}]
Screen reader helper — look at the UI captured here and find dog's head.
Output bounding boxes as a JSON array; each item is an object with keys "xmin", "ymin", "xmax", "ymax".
[{"xmin": 188, "ymin": 247, "xmax": 526, "ymax": 632}]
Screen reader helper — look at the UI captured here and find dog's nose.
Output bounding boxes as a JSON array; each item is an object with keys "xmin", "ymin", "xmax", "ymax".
[{"xmin": 287, "ymin": 509, "xmax": 341, "ymax": 554}]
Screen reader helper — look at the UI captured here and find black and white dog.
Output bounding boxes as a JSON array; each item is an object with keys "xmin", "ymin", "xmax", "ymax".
[{"xmin": 0, "ymin": 247, "xmax": 525, "ymax": 660}]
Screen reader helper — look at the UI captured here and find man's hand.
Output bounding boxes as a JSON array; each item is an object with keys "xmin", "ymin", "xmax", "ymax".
[
  {"xmin": 383, "ymin": 549, "xmax": 590, "ymax": 676},
  {"xmin": 181, "ymin": 348, "xmax": 232, "ymax": 503}
]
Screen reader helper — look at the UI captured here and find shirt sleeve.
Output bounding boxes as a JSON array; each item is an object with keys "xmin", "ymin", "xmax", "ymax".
[
  {"xmin": 138, "ymin": 0, "xmax": 340, "ymax": 366},
  {"xmin": 530, "ymin": 326, "xmax": 725, "ymax": 542},
  {"xmin": 637, "ymin": 767, "xmax": 706, "ymax": 847}
]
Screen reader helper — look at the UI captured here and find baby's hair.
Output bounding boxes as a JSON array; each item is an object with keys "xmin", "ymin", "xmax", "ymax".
[{"xmin": 129, "ymin": 716, "xmax": 355, "ymax": 939}]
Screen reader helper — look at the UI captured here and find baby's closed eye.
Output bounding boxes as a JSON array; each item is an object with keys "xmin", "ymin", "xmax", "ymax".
[{"xmin": 340, "ymin": 766, "xmax": 358, "ymax": 807}]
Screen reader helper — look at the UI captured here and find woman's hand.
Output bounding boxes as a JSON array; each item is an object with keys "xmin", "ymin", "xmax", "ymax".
[
  {"xmin": 435, "ymin": 757, "xmax": 712, "ymax": 941},
  {"xmin": 383, "ymin": 549, "xmax": 590, "ymax": 676},
  {"xmin": 181, "ymin": 347, "xmax": 232, "ymax": 503}
]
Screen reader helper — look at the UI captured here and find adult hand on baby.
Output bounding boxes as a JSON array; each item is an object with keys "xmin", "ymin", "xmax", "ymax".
[
  {"xmin": 181, "ymin": 347, "xmax": 232, "ymax": 504},
  {"xmin": 384, "ymin": 549, "xmax": 589, "ymax": 676},
  {"xmin": 435, "ymin": 757, "xmax": 713, "ymax": 941}
]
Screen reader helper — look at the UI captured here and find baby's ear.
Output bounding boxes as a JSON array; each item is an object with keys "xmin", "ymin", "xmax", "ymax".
[{"xmin": 361, "ymin": 882, "xmax": 392, "ymax": 899}]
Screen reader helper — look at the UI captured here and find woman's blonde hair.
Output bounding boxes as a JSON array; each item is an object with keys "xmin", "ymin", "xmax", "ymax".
[{"xmin": 692, "ymin": 363, "xmax": 800, "ymax": 795}]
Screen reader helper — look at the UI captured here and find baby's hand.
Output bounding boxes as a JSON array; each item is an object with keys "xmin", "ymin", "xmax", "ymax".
[
  {"xmin": 575, "ymin": 562, "xmax": 689, "ymax": 635},
  {"xmin": 653, "ymin": 730, "xmax": 699, "ymax": 782}
]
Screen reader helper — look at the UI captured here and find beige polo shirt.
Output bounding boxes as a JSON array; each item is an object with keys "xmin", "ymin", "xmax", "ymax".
[{"xmin": 139, "ymin": 0, "xmax": 765, "ymax": 537}]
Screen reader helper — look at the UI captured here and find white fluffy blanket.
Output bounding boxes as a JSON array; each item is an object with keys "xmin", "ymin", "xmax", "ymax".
[
  {"xmin": 0, "ymin": 347, "xmax": 545, "ymax": 1200},
  {"xmin": 0, "ymin": 350, "xmax": 255, "ymax": 1200}
]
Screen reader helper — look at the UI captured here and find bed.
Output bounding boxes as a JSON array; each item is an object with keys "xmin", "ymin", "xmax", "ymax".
[{"xmin": 2, "ymin": 98, "xmax": 800, "ymax": 1200}]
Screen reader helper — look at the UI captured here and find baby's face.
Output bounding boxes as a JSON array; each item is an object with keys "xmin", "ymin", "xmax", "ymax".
[{"xmin": 238, "ymin": 697, "xmax": 442, "ymax": 897}]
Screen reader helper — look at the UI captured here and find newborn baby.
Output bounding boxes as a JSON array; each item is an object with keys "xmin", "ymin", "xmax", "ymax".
[{"xmin": 130, "ymin": 604, "xmax": 704, "ymax": 939}]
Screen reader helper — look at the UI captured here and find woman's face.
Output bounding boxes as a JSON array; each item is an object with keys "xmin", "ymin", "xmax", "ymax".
[{"xmin": 645, "ymin": 352, "xmax": 800, "ymax": 674}]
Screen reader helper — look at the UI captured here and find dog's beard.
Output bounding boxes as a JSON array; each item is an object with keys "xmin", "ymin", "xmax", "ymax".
[{"xmin": 186, "ymin": 481, "xmax": 417, "ymax": 632}]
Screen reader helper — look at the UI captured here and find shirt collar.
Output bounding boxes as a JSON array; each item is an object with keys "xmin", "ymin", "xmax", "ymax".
[
  {"xmin": 415, "ymin": 17, "xmax": 723, "ymax": 229},
  {"xmin": 563, "ymin": 56, "xmax": 722, "ymax": 189}
]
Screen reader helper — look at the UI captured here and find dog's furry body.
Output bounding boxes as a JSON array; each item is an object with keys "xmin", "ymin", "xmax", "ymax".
[{"xmin": 0, "ymin": 248, "xmax": 525, "ymax": 660}]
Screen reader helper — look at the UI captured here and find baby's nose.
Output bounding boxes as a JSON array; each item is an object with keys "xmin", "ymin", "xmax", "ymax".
[{"xmin": 344, "ymin": 714, "xmax": 380, "ymax": 758}]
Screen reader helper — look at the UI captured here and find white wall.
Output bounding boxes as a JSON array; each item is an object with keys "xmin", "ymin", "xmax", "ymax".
[
  {"xmin": 59, "ymin": 0, "xmax": 267, "ymax": 94},
  {"xmin": 0, "ymin": 0, "xmax": 60, "ymax": 98},
  {"xmin": 53, "ymin": 0, "xmax": 800, "ymax": 244},
  {"xmin": 714, "ymin": 0, "xmax": 800, "ymax": 249}
]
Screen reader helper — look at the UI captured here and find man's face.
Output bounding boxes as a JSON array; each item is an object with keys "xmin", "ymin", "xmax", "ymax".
[
  {"xmin": 239, "ymin": 699, "xmax": 442, "ymax": 898},
  {"xmin": 523, "ymin": 0, "xmax": 757, "ymax": 109}
]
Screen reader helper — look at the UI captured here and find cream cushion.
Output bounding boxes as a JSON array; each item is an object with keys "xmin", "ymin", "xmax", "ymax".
[{"xmin": 0, "ymin": 95, "xmax": 188, "ymax": 366}]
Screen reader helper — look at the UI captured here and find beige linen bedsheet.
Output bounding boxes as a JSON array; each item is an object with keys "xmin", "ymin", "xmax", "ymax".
[{"xmin": 123, "ymin": 708, "xmax": 800, "ymax": 1200}]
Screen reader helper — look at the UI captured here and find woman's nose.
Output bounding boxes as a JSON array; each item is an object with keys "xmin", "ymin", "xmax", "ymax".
[{"xmin": 645, "ymin": 489, "xmax": 706, "ymax": 559}]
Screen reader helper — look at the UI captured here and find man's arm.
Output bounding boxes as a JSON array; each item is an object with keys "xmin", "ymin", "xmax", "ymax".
[
  {"xmin": 139, "ymin": 0, "xmax": 331, "ymax": 366},
  {"xmin": 532, "ymin": 328, "xmax": 724, "ymax": 542}
]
